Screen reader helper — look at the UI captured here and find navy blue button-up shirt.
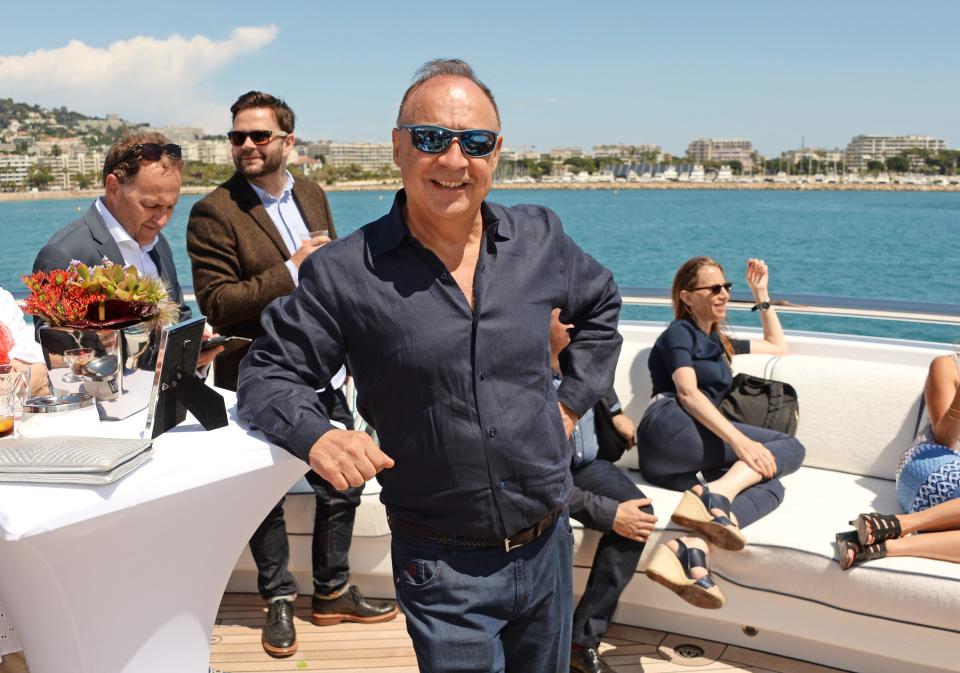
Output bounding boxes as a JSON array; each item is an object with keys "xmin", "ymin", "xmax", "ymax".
[{"xmin": 237, "ymin": 190, "xmax": 622, "ymax": 538}]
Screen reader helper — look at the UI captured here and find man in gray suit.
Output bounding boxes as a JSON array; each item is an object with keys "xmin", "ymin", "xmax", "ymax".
[
  {"xmin": 33, "ymin": 130, "xmax": 220, "ymax": 369},
  {"xmin": 35, "ymin": 131, "xmax": 189, "ymax": 316}
]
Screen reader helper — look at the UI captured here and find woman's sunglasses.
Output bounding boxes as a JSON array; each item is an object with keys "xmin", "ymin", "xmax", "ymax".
[
  {"xmin": 106, "ymin": 143, "xmax": 181, "ymax": 175},
  {"xmin": 690, "ymin": 282, "xmax": 733, "ymax": 295},
  {"xmin": 398, "ymin": 124, "xmax": 499, "ymax": 158},
  {"xmin": 227, "ymin": 130, "xmax": 289, "ymax": 146}
]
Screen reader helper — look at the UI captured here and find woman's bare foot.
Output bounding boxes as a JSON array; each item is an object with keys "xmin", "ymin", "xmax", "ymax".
[{"xmin": 691, "ymin": 484, "xmax": 740, "ymax": 527}]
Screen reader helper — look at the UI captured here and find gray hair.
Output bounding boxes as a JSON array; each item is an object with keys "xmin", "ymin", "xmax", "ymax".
[{"xmin": 397, "ymin": 58, "xmax": 501, "ymax": 126}]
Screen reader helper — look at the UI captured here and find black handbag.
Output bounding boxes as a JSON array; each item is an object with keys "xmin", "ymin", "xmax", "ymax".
[{"xmin": 720, "ymin": 373, "xmax": 799, "ymax": 436}]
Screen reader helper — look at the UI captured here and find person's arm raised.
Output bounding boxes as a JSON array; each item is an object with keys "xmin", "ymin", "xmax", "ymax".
[{"xmin": 744, "ymin": 258, "xmax": 787, "ymax": 356}]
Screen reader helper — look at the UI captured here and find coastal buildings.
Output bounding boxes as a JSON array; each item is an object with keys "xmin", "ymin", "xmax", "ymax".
[
  {"xmin": 179, "ymin": 139, "xmax": 231, "ymax": 165},
  {"xmin": 302, "ymin": 142, "xmax": 393, "ymax": 172},
  {"xmin": 593, "ymin": 144, "xmax": 663, "ymax": 162},
  {"xmin": 153, "ymin": 126, "xmax": 205, "ymax": 145},
  {"xmin": 547, "ymin": 146, "xmax": 584, "ymax": 160},
  {"xmin": 844, "ymin": 134, "xmax": 946, "ymax": 172},
  {"xmin": 0, "ymin": 155, "xmax": 33, "ymax": 189},
  {"xmin": 686, "ymin": 138, "xmax": 756, "ymax": 172},
  {"xmin": 784, "ymin": 148, "xmax": 844, "ymax": 165},
  {"xmin": 73, "ymin": 113, "xmax": 128, "ymax": 133}
]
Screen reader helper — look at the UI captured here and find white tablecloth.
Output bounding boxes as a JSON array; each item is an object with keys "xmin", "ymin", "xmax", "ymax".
[
  {"xmin": 0, "ymin": 391, "xmax": 309, "ymax": 673},
  {"xmin": 0, "ymin": 395, "xmax": 296, "ymax": 542}
]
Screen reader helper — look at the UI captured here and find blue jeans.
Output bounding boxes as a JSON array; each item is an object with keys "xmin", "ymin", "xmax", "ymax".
[{"xmin": 391, "ymin": 512, "xmax": 574, "ymax": 673}]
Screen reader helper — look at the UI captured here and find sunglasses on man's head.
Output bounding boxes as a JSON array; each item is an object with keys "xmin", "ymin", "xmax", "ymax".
[
  {"xmin": 227, "ymin": 130, "xmax": 289, "ymax": 146},
  {"xmin": 398, "ymin": 124, "xmax": 499, "ymax": 158},
  {"xmin": 105, "ymin": 143, "xmax": 182, "ymax": 176},
  {"xmin": 690, "ymin": 282, "xmax": 733, "ymax": 295}
]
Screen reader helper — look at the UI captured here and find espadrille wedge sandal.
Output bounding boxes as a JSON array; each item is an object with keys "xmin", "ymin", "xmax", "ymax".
[
  {"xmin": 670, "ymin": 474, "xmax": 746, "ymax": 551},
  {"xmin": 645, "ymin": 539, "xmax": 725, "ymax": 609}
]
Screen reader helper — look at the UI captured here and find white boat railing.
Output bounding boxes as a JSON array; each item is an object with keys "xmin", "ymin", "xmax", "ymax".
[
  {"xmin": 15, "ymin": 289, "xmax": 959, "ymax": 328},
  {"xmin": 618, "ymin": 286, "xmax": 960, "ymax": 327}
]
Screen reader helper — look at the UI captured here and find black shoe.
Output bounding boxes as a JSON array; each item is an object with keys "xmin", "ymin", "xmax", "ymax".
[
  {"xmin": 311, "ymin": 584, "xmax": 399, "ymax": 626},
  {"xmin": 570, "ymin": 646, "xmax": 615, "ymax": 673},
  {"xmin": 262, "ymin": 598, "xmax": 298, "ymax": 657}
]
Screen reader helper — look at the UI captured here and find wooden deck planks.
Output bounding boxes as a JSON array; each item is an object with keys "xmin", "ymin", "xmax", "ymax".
[{"xmin": 210, "ymin": 593, "xmax": 845, "ymax": 673}]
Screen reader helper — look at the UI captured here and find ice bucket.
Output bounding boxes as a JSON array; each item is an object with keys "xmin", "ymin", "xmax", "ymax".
[{"xmin": 38, "ymin": 322, "xmax": 162, "ymax": 420}]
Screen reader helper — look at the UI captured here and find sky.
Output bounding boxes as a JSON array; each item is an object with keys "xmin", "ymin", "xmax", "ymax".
[{"xmin": 3, "ymin": 1, "xmax": 958, "ymax": 156}]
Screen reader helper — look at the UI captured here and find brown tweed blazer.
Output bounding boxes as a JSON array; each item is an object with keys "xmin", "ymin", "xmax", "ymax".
[{"xmin": 186, "ymin": 172, "xmax": 336, "ymax": 389}]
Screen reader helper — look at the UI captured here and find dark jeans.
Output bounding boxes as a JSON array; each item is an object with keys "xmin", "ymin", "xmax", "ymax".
[
  {"xmin": 637, "ymin": 396, "xmax": 806, "ymax": 528},
  {"xmin": 249, "ymin": 387, "xmax": 363, "ymax": 598},
  {"xmin": 569, "ymin": 460, "xmax": 650, "ymax": 648},
  {"xmin": 391, "ymin": 513, "xmax": 574, "ymax": 673}
]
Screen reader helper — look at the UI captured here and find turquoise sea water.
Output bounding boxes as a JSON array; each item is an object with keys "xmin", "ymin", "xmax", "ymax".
[{"xmin": 2, "ymin": 189, "xmax": 958, "ymax": 343}]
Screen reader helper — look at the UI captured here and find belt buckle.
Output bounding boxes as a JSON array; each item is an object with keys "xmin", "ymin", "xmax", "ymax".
[{"xmin": 504, "ymin": 536, "xmax": 524, "ymax": 553}]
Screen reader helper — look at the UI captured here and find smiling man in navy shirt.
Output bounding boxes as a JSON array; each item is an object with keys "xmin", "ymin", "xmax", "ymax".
[{"xmin": 238, "ymin": 58, "xmax": 622, "ymax": 673}]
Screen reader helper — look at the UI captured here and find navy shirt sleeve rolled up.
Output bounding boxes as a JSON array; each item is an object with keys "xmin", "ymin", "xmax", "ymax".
[
  {"xmin": 237, "ymin": 190, "xmax": 622, "ymax": 539},
  {"xmin": 648, "ymin": 318, "xmax": 749, "ymax": 405}
]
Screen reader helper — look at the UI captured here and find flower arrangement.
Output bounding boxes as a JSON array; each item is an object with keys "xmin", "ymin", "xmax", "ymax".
[{"xmin": 21, "ymin": 259, "xmax": 180, "ymax": 329}]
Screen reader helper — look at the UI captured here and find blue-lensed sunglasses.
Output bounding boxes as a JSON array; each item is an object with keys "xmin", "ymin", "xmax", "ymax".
[{"xmin": 398, "ymin": 124, "xmax": 499, "ymax": 157}]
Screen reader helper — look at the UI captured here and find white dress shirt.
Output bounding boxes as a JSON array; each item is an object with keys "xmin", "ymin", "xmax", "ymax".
[
  {"xmin": 247, "ymin": 173, "xmax": 345, "ymax": 390},
  {"xmin": 247, "ymin": 171, "xmax": 310, "ymax": 285},
  {"xmin": 96, "ymin": 198, "xmax": 160, "ymax": 279}
]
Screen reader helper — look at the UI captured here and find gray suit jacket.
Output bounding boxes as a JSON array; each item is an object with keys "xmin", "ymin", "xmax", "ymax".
[{"xmin": 32, "ymin": 202, "xmax": 191, "ymax": 322}]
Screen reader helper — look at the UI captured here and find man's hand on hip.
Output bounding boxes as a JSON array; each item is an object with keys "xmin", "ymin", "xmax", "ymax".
[
  {"xmin": 612, "ymin": 498, "xmax": 657, "ymax": 542},
  {"xmin": 558, "ymin": 402, "xmax": 579, "ymax": 438},
  {"xmin": 308, "ymin": 429, "xmax": 395, "ymax": 490}
]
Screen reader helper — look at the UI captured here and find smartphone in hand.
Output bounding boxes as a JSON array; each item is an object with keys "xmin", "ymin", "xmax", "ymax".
[{"xmin": 201, "ymin": 335, "xmax": 253, "ymax": 352}]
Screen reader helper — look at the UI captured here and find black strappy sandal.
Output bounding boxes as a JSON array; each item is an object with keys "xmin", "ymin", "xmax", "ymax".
[
  {"xmin": 835, "ymin": 530, "xmax": 888, "ymax": 570},
  {"xmin": 645, "ymin": 539, "xmax": 725, "ymax": 609},
  {"xmin": 671, "ymin": 474, "xmax": 747, "ymax": 551},
  {"xmin": 849, "ymin": 512, "xmax": 902, "ymax": 546}
]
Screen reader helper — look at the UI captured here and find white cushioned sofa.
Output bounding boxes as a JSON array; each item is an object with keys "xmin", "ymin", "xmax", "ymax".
[{"xmin": 228, "ymin": 322, "xmax": 960, "ymax": 673}]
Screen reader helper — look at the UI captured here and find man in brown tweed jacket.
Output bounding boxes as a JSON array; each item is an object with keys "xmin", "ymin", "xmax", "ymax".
[{"xmin": 187, "ymin": 91, "xmax": 396, "ymax": 659}]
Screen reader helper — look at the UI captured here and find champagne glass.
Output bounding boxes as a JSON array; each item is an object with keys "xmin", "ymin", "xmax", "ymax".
[{"xmin": 63, "ymin": 348, "xmax": 95, "ymax": 383}]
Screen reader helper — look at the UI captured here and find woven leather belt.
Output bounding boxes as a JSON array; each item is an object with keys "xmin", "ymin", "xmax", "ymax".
[{"xmin": 389, "ymin": 509, "xmax": 561, "ymax": 553}]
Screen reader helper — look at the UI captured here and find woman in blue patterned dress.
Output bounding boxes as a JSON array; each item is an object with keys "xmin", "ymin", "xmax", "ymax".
[{"xmin": 838, "ymin": 352, "xmax": 960, "ymax": 567}]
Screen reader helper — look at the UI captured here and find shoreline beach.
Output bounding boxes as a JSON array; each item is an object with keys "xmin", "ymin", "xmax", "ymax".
[{"xmin": 1, "ymin": 179, "xmax": 957, "ymax": 203}]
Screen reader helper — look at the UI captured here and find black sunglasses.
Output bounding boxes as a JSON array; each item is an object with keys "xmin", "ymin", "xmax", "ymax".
[
  {"xmin": 106, "ymin": 143, "xmax": 182, "ymax": 175},
  {"xmin": 398, "ymin": 124, "xmax": 499, "ymax": 158},
  {"xmin": 227, "ymin": 130, "xmax": 289, "ymax": 146},
  {"xmin": 690, "ymin": 282, "xmax": 733, "ymax": 295}
]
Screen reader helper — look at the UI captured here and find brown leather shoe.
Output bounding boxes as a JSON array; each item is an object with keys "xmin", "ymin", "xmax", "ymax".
[
  {"xmin": 311, "ymin": 584, "xmax": 399, "ymax": 626},
  {"xmin": 261, "ymin": 598, "xmax": 298, "ymax": 657},
  {"xmin": 570, "ymin": 646, "xmax": 615, "ymax": 673}
]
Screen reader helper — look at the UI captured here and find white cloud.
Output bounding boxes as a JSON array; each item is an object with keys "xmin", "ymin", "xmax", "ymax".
[{"xmin": 0, "ymin": 26, "xmax": 278, "ymax": 130}]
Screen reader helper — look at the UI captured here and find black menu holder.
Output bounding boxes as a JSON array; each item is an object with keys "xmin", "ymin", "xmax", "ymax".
[{"xmin": 146, "ymin": 317, "xmax": 228, "ymax": 439}]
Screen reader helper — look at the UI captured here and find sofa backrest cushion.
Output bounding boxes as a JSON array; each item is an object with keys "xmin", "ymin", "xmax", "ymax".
[{"xmin": 769, "ymin": 355, "xmax": 927, "ymax": 479}]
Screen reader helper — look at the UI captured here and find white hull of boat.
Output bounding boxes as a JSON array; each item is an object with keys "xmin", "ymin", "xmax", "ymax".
[{"xmin": 229, "ymin": 321, "xmax": 960, "ymax": 673}]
